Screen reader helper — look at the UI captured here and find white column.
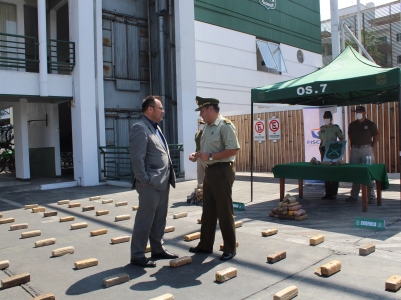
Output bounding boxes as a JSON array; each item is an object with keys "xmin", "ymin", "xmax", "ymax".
[
  {"xmin": 13, "ymin": 98, "xmax": 30, "ymax": 180},
  {"xmin": 50, "ymin": 104, "xmax": 61, "ymax": 176},
  {"xmin": 95, "ymin": 0, "xmax": 106, "ymax": 180},
  {"xmin": 330, "ymin": 0, "xmax": 340, "ymax": 58},
  {"xmin": 175, "ymin": 0, "xmax": 198, "ymax": 180},
  {"xmin": 38, "ymin": 0, "xmax": 48, "ymax": 96},
  {"xmin": 69, "ymin": 0, "xmax": 99, "ymax": 186},
  {"xmin": 357, "ymin": 0, "xmax": 362, "ymax": 54}
]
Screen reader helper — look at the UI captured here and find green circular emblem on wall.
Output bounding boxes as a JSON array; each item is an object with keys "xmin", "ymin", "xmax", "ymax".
[{"xmin": 297, "ymin": 50, "xmax": 304, "ymax": 63}]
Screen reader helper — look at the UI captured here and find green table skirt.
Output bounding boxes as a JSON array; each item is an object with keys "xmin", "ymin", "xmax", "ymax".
[{"xmin": 272, "ymin": 162, "xmax": 389, "ymax": 190}]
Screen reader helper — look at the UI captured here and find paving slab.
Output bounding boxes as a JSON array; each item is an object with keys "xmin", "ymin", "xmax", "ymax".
[{"xmin": 0, "ymin": 172, "xmax": 400, "ymax": 299}]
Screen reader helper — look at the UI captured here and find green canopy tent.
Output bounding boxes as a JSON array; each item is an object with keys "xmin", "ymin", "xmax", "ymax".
[{"xmin": 249, "ymin": 46, "xmax": 401, "ymax": 201}]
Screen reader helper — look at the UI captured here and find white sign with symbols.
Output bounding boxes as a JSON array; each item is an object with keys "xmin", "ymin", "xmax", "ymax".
[
  {"xmin": 253, "ymin": 120, "xmax": 266, "ymax": 142},
  {"xmin": 268, "ymin": 118, "xmax": 281, "ymax": 140}
]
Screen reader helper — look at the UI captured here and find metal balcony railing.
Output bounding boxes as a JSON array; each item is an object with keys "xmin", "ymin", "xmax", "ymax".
[
  {"xmin": 0, "ymin": 33, "xmax": 38, "ymax": 70},
  {"xmin": 99, "ymin": 146, "xmax": 133, "ymax": 181},
  {"xmin": 47, "ymin": 39, "xmax": 75, "ymax": 72},
  {"xmin": 99, "ymin": 144, "xmax": 184, "ymax": 182},
  {"xmin": 0, "ymin": 32, "xmax": 75, "ymax": 73}
]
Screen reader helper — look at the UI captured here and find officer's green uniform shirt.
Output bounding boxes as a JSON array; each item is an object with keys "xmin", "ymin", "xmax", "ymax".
[
  {"xmin": 200, "ymin": 115, "xmax": 240, "ymax": 165},
  {"xmin": 318, "ymin": 124, "xmax": 344, "ymax": 147},
  {"xmin": 195, "ymin": 129, "xmax": 203, "ymax": 152}
]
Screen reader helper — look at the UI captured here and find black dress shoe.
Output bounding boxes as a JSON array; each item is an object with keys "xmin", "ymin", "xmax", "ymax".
[
  {"xmin": 321, "ymin": 195, "xmax": 336, "ymax": 200},
  {"xmin": 130, "ymin": 257, "xmax": 156, "ymax": 268},
  {"xmin": 220, "ymin": 252, "xmax": 236, "ymax": 261},
  {"xmin": 151, "ymin": 250, "xmax": 179, "ymax": 259},
  {"xmin": 189, "ymin": 247, "xmax": 212, "ymax": 254}
]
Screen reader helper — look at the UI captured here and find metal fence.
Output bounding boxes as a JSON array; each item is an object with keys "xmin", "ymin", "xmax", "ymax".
[
  {"xmin": 99, "ymin": 144, "xmax": 184, "ymax": 182},
  {"xmin": 168, "ymin": 144, "xmax": 184, "ymax": 178},
  {"xmin": 99, "ymin": 146, "xmax": 132, "ymax": 181},
  {"xmin": 321, "ymin": 1, "xmax": 401, "ymax": 68},
  {"xmin": 0, "ymin": 32, "xmax": 75, "ymax": 73},
  {"xmin": 47, "ymin": 39, "xmax": 75, "ymax": 72},
  {"xmin": 0, "ymin": 33, "xmax": 38, "ymax": 70}
]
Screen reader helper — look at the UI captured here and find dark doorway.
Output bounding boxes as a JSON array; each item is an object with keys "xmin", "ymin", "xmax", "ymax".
[{"xmin": 59, "ymin": 102, "xmax": 73, "ymax": 175}]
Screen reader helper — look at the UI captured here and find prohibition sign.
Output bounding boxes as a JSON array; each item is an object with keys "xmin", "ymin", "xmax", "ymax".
[
  {"xmin": 254, "ymin": 121, "xmax": 265, "ymax": 133},
  {"xmin": 269, "ymin": 119, "xmax": 280, "ymax": 132}
]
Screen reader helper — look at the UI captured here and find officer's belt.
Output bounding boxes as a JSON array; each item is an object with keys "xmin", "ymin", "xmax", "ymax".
[
  {"xmin": 352, "ymin": 144, "xmax": 371, "ymax": 148},
  {"xmin": 206, "ymin": 162, "xmax": 233, "ymax": 168}
]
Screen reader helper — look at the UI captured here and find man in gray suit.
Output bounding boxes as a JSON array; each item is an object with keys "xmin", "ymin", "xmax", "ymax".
[{"xmin": 129, "ymin": 95, "xmax": 178, "ymax": 268}]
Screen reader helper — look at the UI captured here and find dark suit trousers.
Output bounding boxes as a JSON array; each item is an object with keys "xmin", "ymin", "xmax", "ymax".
[
  {"xmin": 130, "ymin": 183, "xmax": 169, "ymax": 259},
  {"xmin": 198, "ymin": 162, "xmax": 236, "ymax": 254},
  {"xmin": 320, "ymin": 146, "xmax": 339, "ymax": 196}
]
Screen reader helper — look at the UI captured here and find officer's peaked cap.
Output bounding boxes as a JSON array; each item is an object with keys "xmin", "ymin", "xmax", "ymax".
[{"xmin": 195, "ymin": 96, "xmax": 219, "ymax": 111}]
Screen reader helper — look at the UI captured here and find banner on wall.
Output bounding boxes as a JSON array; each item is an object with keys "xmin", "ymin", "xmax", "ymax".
[{"xmin": 303, "ymin": 107, "xmax": 338, "ymax": 184}]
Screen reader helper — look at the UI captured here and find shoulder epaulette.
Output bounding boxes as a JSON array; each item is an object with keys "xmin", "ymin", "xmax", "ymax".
[{"xmin": 224, "ymin": 118, "xmax": 231, "ymax": 124}]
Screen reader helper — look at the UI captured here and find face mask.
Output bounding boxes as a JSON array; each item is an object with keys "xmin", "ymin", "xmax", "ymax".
[
  {"xmin": 356, "ymin": 113, "xmax": 363, "ymax": 120},
  {"xmin": 323, "ymin": 119, "xmax": 331, "ymax": 125}
]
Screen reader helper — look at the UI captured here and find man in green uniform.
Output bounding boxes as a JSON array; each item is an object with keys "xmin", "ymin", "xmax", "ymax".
[
  {"xmin": 195, "ymin": 119, "xmax": 205, "ymax": 184},
  {"xmin": 188, "ymin": 96, "xmax": 240, "ymax": 261},
  {"xmin": 346, "ymin": 106, "xmax": 379, "ymax": 203},
  {"xmin": 318, "ymin": 111, "xmax": 344, "ymax": 199}
]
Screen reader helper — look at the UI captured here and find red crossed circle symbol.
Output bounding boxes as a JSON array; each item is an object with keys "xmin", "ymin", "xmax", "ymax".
[
  {"xmin": 269, "ymin": 120, "xmax": 280, "ymax": 132},
  {"xmin": 255, "ymin": 121, "xmax": 265, "ymax": 134}
]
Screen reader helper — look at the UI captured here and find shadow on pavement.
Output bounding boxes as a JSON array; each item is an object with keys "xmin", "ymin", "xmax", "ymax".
[
  {"xmin": 130, "ymin": 255, "xmax": 222, "ymax": 291},
  {"xmin": 0, "ymin": 185, "xmax": 130, "ymax": 212},
  {"xmin": 65, "ymin": 264, "xmax": 146, "ymax": 295}
]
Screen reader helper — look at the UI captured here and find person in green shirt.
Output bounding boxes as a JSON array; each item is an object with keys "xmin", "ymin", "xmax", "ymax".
[
  {"xmin": 188, "ymin": 96, "xmax": 240, "ymax": 261},
  {"xmin": 195, "ymin": 119, "xmax": 205, "ymax": 185},
  {"xmin": 318, "ymin": 111, "xmax": 344, "ymax": 199}
]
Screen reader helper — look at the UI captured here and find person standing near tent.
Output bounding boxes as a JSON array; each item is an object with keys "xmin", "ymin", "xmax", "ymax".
[
  {"xmin": 346, "ymin": 106, "xmax": 379, "ymax": 204},
  {"xmin": 318, "ymin": 111, "xmax": 344, "ymax": 199},
  {"xmin": 195, "ymin": 119, "xmax": 205, "ymax": 184},
  {"xmin": 188, "ymin": 96, "xmax": 240, "ymax": 261}
]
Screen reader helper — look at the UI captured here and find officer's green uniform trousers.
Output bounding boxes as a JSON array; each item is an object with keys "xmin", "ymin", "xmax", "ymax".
[{"xmin": 198, "ymin": 162, "xmax": 236, "ymax": 254}]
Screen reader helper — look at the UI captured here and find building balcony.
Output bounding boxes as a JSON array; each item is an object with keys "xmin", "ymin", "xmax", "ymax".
[
  {"xmin": 0, "ymin": 32, "xmax": 74, "ymax": 101},
  {"xmin": 0, "ymin": 32, "xmax": 75, "ymax": 74}
]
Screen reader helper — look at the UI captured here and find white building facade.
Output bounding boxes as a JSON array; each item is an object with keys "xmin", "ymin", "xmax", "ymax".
[{"xmin": 0, "ymin": 0, "xmax": 321, "ymax": 185}]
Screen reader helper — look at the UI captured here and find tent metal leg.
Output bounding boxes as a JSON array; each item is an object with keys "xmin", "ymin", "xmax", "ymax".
[
  {"xmin": 398, "ymin": 86, "xmax": 401, "ymax": 214},
  {"xmin": 251, "ymin": 102, "xmax": 254, "ymax": 202}
]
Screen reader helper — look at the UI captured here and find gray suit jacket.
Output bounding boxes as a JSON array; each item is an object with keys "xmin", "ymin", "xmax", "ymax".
[{"xmin": 130, "ymin": 116, "xmax": 176, "ymax": 191}]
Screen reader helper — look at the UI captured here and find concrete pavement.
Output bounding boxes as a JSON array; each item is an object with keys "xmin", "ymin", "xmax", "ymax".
[{"xmin": 0, "ymin": 172, "xmax": 400, "ymax": 299}]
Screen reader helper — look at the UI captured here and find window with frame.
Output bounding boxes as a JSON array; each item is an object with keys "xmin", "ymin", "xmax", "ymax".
[
  {"xmin": 256, "ymin": 40, "xmax": 287, "ymax": 74},
  {"xmin": 397, "ymin": 55, "xmax": 401, "ymax": 64},
  {"xmin": 0, "ymin": 2, "xmax": 17, "ymax": 34},
  {"xmin": 378, "ymin": 36, "xmax": 388, "ymax": 43},
  {"xmin": 102, "ymin": 17, "xmax": 140, "ymax": 80},
  {"xmin": 397, "ymin": 33, "xmax": 401, "ymax": 42},
  {"xmin": 0, "ymin": 2, "xmax": 17, "ymax": 70}
]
